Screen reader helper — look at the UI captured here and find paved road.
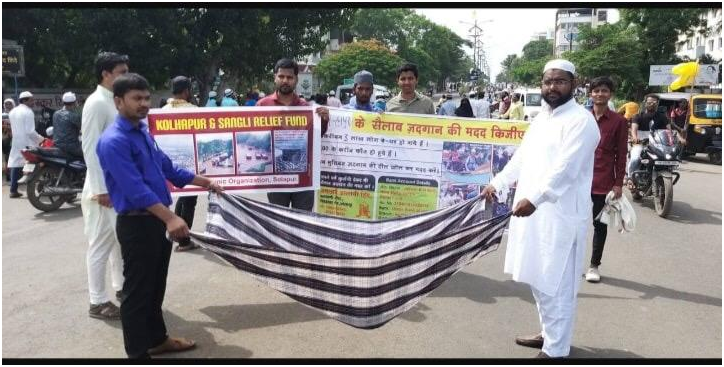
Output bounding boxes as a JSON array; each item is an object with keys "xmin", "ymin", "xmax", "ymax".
[{"xmin": 2, "ymin": 156, "xmax": 721, "ymax": 358}]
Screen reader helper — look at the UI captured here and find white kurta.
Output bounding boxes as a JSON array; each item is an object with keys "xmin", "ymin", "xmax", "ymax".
[
  {"xmin": 7, "ymin": 104, "xmax": 44, "ymax": 168},
  {"xmin": 490, "ymin": 98, "xmax": 600, "ymax": 297},
  {"xmin": 81, "ymin": 84, "xmax": 124, "ymax": 304}
]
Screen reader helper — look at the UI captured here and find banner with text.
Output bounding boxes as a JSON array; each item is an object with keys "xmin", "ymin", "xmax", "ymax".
[
  {"xmin": 318, "ymin": 109, "xmax": 527, "ymax": 220},
  {"xmin": 148, "ymin": 106, "xmax": 320, "ymax": 195}
]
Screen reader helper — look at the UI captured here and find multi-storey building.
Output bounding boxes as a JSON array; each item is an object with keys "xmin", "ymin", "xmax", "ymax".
[{"xmin": 553, "ymin": 8, "xmax": 610, "ymax": 56}]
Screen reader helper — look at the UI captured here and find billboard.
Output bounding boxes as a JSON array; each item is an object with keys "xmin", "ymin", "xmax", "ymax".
[
  {"xmin": 2, "ymin": 45, "xmax": 24, "ymax": 77},
  {"xmin": 649, "ymin": 64, "xmax": 720, "ymax": 86}
]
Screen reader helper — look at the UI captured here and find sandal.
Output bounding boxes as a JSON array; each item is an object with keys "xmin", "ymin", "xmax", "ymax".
[{"xmin": 148, "ymin": 336, "xmax": 196, "ymax": 356}]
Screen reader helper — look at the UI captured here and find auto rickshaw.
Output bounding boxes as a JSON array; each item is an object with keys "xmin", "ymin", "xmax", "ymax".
[{"xmin": 656, "ymin": 93, "xmax": 722, "ymax": 164}]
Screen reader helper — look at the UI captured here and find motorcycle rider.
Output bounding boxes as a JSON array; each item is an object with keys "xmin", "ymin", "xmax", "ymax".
[
  {"xmin": 627, "ymin": 94, "xmax": 671, "ymax": 186},
  {"xmin": 53, "ymin": 92, "xmax": 84, "ymax": 160},
  {"xmin": 669, "ymin": 98, "xmax": 689, "ymax": 155}
]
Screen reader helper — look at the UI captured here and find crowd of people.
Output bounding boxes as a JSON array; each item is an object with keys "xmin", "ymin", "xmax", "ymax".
[{"xmin": 0, "ymin": 47, "xmax": 692, "ymax": 360}]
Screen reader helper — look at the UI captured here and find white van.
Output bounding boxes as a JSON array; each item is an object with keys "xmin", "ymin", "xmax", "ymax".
[
  {"xmin": 514, "ymin": 88, "xmax": 542, "ymax": 121},
  {"xmin": 336, "ymin": 84, "xmax": 389, "ymax": 105}
]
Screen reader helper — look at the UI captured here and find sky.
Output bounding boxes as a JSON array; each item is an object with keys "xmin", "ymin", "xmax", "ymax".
[{"xmin": 414, "ymin": 8, "xmax": 620, "ymax": 81}]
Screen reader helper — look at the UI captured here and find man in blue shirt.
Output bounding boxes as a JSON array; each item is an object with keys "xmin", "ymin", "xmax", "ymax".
[
  {"xmin": 97, "ymin": 73, "xmax": 223, "ymax": 359},
  {"xmin": 437, "ymin": 94, "xmax": 457, "ymax": 116},
  {"xmin": 205, "ymin": 91, "xmax": 218, "ymax": 107},
  {"xmin": 343, "ymin": 70, "xmax": 382, "ymax": 112},
  {"xmin": 220, "ymin": 88, "xmax": 239, "ymax": 107}
]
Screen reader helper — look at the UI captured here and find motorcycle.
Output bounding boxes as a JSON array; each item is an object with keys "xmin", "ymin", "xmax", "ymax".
[
  {"xmin": 628, "ymin": 128, "xmax": 682, "ymax": 218},
  {"xmin": 20, "ymin": 145, "xmax": 85, "ymax": 212}
]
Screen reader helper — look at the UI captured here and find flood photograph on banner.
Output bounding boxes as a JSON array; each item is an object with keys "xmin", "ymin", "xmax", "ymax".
[{"xmin": 196, "ymin": 133, "xmax": 235, "ymax": 176}]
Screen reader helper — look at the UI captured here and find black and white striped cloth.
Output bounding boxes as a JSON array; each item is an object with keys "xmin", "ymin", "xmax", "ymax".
[{"xmin": 191, "ymin": 193, "xmax": 511, "ymax": 329}]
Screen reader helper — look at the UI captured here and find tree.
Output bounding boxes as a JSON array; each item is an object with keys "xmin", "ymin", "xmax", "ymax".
[
  {"xmin": 351, "ymin": 9, "xmax": 418, "ymax": 51},
  {"xmin": 619, "ymin": 8, "xmax": 711, "ymax": 96},
  {"xmin": 509, "ymin": 58, "xmax": 549, "ymax": 86},
  {"xmin": 506, "ymin": 39, "xmax": 553, "ymax": 86},
  {"xmin": 498, "ymin": 54, "xmax": 519, "ymax": 84},
  {"xmin": 521, "ymin": 40, "xmax": 553, "ymax": 60},
  {"xmin": 314, "ymin": 40, "xmax": 404, "ymax": 92},
  {"xmin": 350, "ymin": 9, "xmax": 471, "ymax": 89},
  {"xmin": 564, "ymin": 23, "xmax": 644, "ymax": 99},
  {"xmin": 397, "ymin": 47, "xmax": 439, "ymax": 88},
  {"xmin": 2, "ymin": 8, "xmax": 353, "ymax": 101}
]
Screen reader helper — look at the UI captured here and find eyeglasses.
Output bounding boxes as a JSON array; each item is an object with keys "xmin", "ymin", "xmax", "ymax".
[{"xmin": 541, "ymin": 79, "xmax": 572, "ymax": 87}]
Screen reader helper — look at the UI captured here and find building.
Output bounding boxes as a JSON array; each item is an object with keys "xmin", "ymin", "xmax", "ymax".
[
  {"xmin": 675, "ymin": 8, "xmax": 722, "ymax": 62},
  {"xmin": 296, "ymin": 28, "xmax": 354, "ymax": 98},
  {"xmin": 530, "ymin": 29, "xmax": 555, "ymax": 42},
  {"xmin": 553, "ymin": 8, "xmax": 610, "ymax": 56}
]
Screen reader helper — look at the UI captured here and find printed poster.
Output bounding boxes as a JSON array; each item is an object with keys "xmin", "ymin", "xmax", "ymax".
[
  {"xmin": 147, "ymin": 106, "xmax": 320, "ymax": 195},
  {"xmin": 318, "ymin": 109, "xmax": 527, "ymax": 220}
]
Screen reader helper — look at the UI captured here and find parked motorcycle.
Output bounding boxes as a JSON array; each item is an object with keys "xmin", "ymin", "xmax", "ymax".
[
  {"xmin": 20, "ymin": 145, "xmax": 85, "ymax": 212},
  {"xmin": 628, "ymin": 128, "xmax": 682, "ymax": 218}
]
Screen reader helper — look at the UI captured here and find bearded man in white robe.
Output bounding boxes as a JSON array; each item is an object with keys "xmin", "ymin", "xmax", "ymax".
[{"xmin": 482, "ymin": 59, "xmax": 600, "ymax": 358}]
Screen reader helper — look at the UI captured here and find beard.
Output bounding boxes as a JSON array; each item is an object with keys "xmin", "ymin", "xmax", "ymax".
[
  {"xmin": 542, "ymin": 90, "xmax": 573, "ymax": 109},
  {"xmin": 277, "ymin": 84, "xmax": 294, "ymax": 95}
]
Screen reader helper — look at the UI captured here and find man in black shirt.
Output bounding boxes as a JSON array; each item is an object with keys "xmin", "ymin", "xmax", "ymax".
[
  {"xmin": 627, "ymin": 94, "xmax": 671, "ymax": 178},
  {"xmin": 53, "ymin": 92, "xmax": 83, "ymax": 159}
]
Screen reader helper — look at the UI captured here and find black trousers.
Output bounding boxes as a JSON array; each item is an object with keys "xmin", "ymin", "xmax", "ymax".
[
  {"xmin": 590, "ymin": 194, "xmax": 608, "ymax": 267},
  {"xmin": 174, "ymin": 196, "xmax": 198, "ymax": 247},
  {"xmin": 267, "ymin": 190, "xmax": 314, "ymax": 211},
  {"xmin": 116, "ymin": 214, "xmax": 172, "ymax": 359}
]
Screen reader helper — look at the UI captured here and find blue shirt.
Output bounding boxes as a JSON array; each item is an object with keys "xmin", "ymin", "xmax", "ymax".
[
  {"xmin": 205, "ymin": 98, "xmax": 217, "ymax": 107},
  {"xmin": 438, "ymin": 100, "xmax": 456, "ymax": 116},
  {"xmin": 96, "ymin": 115, "xmax": 196, "ymax": 213},
  {"xmin": 221, "ymin": 97, "xmax": 239, "ymax": 107}
]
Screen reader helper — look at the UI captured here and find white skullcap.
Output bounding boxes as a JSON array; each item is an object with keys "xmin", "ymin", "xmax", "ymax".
[
  {"xmin": 258, "ymin": 92, "xmax": 266, "ymax": 98},
  {"xmin": 4, "ymin": 98, "xmax": 15, "ymax": 105},
  {"xmin": 543, "ymin": 59, "xmax": 575, "ymax": 75},
  {"xmin": 209, "ymin": 91, "xmax": 217, "ymax": 98},
  {"xmin": 62, "ymin": 92, "xmax": 76, "ymax": 103},
  {"xmin": 45, "ymin": 126, "xmax": 54, "ymax": 136},
  {"xmin": 224, "ymin": 88, "xmax": 233, "ymax": 96},
  {"xmin": 328, "ymin": 90, "xmax": 335, "ymax": 95},
  {"xmin": 19, "ymin": 91, "xmax": 33, "ymax": 99}
]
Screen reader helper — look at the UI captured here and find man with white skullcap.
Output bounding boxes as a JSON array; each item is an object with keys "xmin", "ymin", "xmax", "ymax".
[
  {"xmin": 481, "ymin": 59, "xmax": 600, "ymax": 358},
  {"xmin": 8, "ymin": 91, "xmax": 44, "ymax": 198},
  {"xmin": 326, "ymin": 89, "xmax": 342, "ymax": 107},
  {"xmin": 220, "ymin": 88, "xmax": 239, "ymax": 107},
  {"xmin": 206, "ymin": 90, "xmax": 218, "ymax": 107},
  {"xmin": 53, "ymin": 91, "xmax": 83, "ymax": 159}
]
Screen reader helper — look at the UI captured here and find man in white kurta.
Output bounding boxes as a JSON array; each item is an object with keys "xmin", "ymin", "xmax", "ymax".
[
  {"xmin": 7, "ymin": 91, "xmax": 44, "ymax": 198},
  {"xmin": 483, "ymin": 59, "xmax": 600, "ymax": 358},
  {"xmin": 81, "ymin": 52, "xmax": 129, "ymax": 319}
]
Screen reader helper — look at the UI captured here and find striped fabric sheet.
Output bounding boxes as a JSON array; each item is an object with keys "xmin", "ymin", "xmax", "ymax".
[{"xmin": 191, "ymin": 193, "xmax": 511, "ymax": 329}]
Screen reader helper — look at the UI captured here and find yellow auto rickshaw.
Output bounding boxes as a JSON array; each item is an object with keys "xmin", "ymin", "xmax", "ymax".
[{"xmin": 656, "ymin": 93, "xmax": 722, "ymax": 164}]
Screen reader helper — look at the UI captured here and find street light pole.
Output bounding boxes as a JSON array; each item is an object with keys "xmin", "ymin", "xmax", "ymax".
[{"xmin": 569, "ymin": 32, "xmax": 573, "ymax": 52}]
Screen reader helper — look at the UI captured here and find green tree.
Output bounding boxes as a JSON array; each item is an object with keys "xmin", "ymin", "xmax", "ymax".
[
  {"xmin": 506, "ymin": 39, "xmax": 553, "ymax": 86},
  {"xmin": 397, "ymin": 47, "xmax": 439, "ymax": 87},
  {"xmin": 2, "ymin": 8, "xmax": 353, "ymax": 100},
  {"xmin": 497, "ymin": 54, "xmax": 519, "ymax": 83},
  {"xmin": 350, "ymin": 9, "xmax": 470, "ymax": 89},
  {"xmin": 509, "ymin": 58, "xmax": 549, "ymax": 86},
  {"xmin": 564, "ymin": 23, "xmax": 644, "ymax": 99},
  {"xmin": 314, "ymin": 40, "xmax": 404, "ymax": 92},
  {"xmin": 619, "ymin": 8, "xmax": 711, "ymax": 96},
  {"xmin": 352, "ymin": 9, "xmax": 418, "ymax": 51},
  {"xmin": 521, "ymin": 39, "xmax": 554, "ymax": 60}
]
